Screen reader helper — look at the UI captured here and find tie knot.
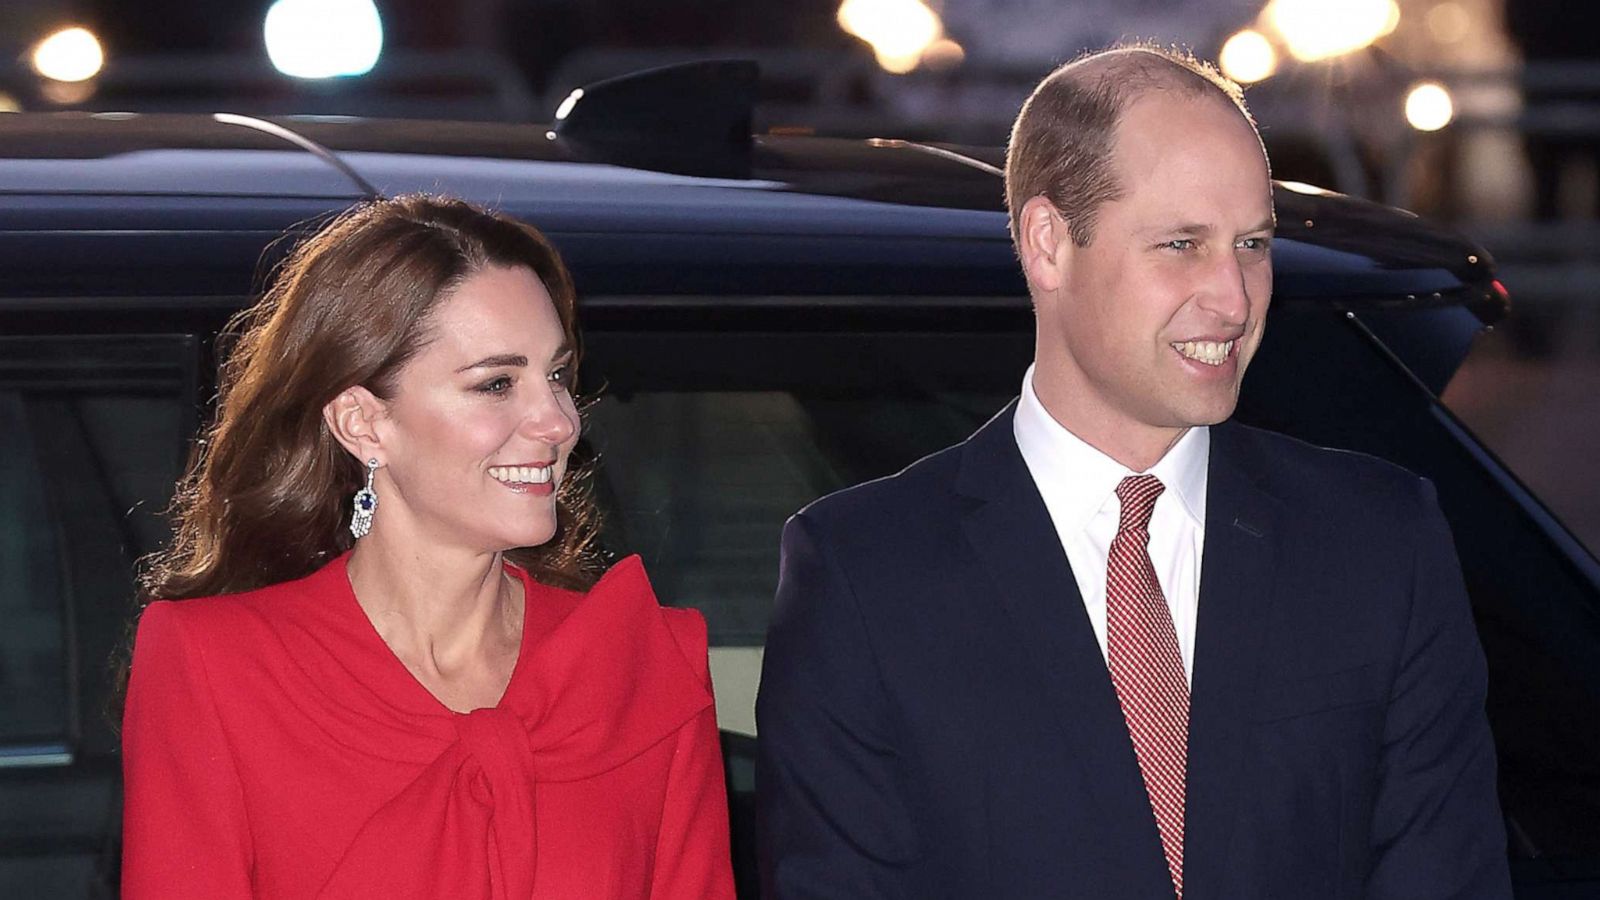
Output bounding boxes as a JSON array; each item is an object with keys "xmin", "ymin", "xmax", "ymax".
[{"xmin": 1115, "ymin": 474, "xmax": 1165, "ymax": 534}]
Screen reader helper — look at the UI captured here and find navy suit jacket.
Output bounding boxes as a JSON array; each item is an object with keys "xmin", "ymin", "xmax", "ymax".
[{"xmin": 756, "ymin": 404, "xmax": 1510, "ymax": 899}]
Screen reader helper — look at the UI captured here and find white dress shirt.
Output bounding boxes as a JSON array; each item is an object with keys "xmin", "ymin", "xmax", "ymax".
[{"xmin": 1012, "ymin": 365, "xmax": 1208, "ymax": 683}]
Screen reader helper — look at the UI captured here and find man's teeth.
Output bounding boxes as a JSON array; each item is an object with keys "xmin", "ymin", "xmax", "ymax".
[
  {"xmin": 488, "ymin": 465, "xmax": 554, "ymax": 484},
  {"xmin": 1174, "ymin": 339, "xmax": 1234, "ymax": 366}
]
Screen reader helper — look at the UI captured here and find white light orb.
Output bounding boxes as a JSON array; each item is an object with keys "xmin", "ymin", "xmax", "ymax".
[
  {"xmin": 838, "ymin": 0, "xmax": 943, "ymax": 74},
  {"xmin": 1405, "ymin": 81, "xmax": 1454, "ymax": 131},
  {"xmin": 1219, "ymin": 30, "xmax": 1278, "ymax": 84},
  {"xmin": 1266, "ymin": 0, "xmax": 1401, "ymax": 62},
  {"xmin": 264, "ymin": 0, "xmax": 384, "ymax": 79},
  {"xmin": 32, "ymin": 27, "xmax": 104, "ymax": 83}
]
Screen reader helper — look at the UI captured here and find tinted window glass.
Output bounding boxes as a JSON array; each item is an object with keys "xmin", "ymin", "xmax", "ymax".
[
  {"xmin": 580, "ymin": 327, "xmax": 1033, "ymax": 645},
  {"xmin": 0, "ymin": 390, "xmax": 65, "ymax": 748},
  {"xmin": 1442, "ymin": 306, "xmax": 1600, "ymax": 559},
  {"xmin": 0, "ymin": 335, "xmax": 194, "ymax": 757},
  {"xmin": 1440, "ymin": 310, "xmax": 1600, "ymax": 866}
]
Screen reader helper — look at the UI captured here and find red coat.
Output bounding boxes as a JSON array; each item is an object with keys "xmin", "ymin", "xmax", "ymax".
[{"xmin": 122, "ymin": 552, "xmax": 735, "ymax": 899}]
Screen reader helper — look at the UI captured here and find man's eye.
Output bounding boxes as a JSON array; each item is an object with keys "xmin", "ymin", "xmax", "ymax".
[
  {"xmin": 1238, "ymin": 237, "xmax": 1271, "ymax": 252},
  {"xmin": 477, "ymin": 375, "xmax": 513, "ymax": 394},
  {"xmin": 1164, "ymin": 239, "xmax": 1197, "ymax": 251}
]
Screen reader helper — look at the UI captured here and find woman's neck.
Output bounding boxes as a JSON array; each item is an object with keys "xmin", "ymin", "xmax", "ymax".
[{"xmin": 345, "ymin": 537, "xmax": 523, "ymax": 682}]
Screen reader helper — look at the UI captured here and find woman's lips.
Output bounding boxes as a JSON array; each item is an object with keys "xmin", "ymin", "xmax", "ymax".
[{"xmin": 488, "ymin": 462, "xmax": 558, "ymax": 495}]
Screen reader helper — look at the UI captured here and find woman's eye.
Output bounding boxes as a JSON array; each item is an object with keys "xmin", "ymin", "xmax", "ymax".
[
  {"xmin": 477, "ymin": 375, "xmax": 513, "ymax": 395},
  {"xmin": 548, "ymin": 365, "xmax": 570, "ymax": 391}
]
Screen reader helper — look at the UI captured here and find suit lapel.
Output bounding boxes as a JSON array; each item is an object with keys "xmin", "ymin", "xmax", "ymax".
[
  {"xmin": 956, "ymin": 402, "xmax": 1173, "ymax": 894},
  {"xmin": 1181, "ymin": 421, "xmax": 1284, "ymax": 900}
]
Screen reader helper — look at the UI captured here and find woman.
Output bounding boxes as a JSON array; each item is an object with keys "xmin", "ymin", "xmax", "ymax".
[{"xmin": 120, "ymin": 195, "xmax": 735, "ymax": 898}]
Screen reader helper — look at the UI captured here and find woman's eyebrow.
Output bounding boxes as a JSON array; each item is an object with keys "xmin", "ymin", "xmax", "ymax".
[{"xmin": 454, "ymin": 353, "xmax": 528, "ymax": 373}]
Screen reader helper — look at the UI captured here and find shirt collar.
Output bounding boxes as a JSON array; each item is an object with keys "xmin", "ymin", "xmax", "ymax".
[{"xmin": 1013, "ymin": 364, "xmax": 1209, "ymax": 534}]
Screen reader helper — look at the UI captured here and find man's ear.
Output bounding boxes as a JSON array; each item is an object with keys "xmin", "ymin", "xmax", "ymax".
[
  {"xmin": 322, "ymin": 385, "xmax": 388, "ymax": 464},
  {"xmin": 1018, "ymin": 195, "xmax": 1069, "ymax": 296}
]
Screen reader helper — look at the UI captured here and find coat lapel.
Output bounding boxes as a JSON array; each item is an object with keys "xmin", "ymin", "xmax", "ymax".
[
  {"xmin": 956, "ymin": 402, "xmax": 1174, "ymax": 894},
  {"xmin": 1181, "ymin": 421, "xmax": 1284, "ymax": 900}
]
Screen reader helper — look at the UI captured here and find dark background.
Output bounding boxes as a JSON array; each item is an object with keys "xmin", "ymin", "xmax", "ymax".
[{"xmin": 1, "ymin": 0, "xmax": 1595, "ymax": 566}]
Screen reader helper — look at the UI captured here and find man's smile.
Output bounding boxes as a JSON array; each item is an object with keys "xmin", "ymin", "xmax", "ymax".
[{"xmin": 1170, "ymin": 339, "xmax": 1235, "ymax": 366}]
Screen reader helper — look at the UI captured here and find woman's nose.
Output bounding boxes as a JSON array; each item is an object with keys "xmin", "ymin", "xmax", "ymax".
[{"xmin": 520, "ymin": 388, "xmax": 578, "ymax": 446}]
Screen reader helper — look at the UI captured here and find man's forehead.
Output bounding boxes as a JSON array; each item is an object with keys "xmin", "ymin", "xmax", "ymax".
[
  {"xmin": 1114, "ymin": 88, "xmax": 1255, "ymax": 142},
  {"xmin": 1109, "ymin": 92, "xmax": 1267, "ymax": 173},
  {"xmin": 1100, "ymin": 98, "xmax": 1272, "ymax": 227}
]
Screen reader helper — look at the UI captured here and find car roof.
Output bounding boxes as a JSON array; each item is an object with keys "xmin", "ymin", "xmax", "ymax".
[{"xmin": 0, "ymin": 111, "xmax": 1503, "ymax": 321}]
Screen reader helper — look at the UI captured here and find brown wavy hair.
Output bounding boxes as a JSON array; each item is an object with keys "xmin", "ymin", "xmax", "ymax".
[{"xmin": 138, "ymin": 194, "xmax": 606, "ymax": 608}]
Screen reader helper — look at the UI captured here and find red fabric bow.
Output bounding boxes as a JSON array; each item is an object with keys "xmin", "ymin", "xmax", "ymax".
[{"xmin": 316, "ymin": 556, "xmax": 712, "ymax": 899}]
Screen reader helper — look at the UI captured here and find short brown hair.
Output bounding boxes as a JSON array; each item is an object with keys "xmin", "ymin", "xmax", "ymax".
[{"xmin": 1004, "ymin": 44, "xmax": 1256, "ymax": 248}]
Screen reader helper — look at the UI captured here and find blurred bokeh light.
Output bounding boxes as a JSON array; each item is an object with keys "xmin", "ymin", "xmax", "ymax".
[
  {"xmin": 1220, "ymin": 29, "xmax": 1277, "ymax": 84},
  {"xmin": 264, "ymin": 0, "xmax": 384, "ymax": 79},
  {"xmin": 1265, "ymin": 0, "xmax": 1399, "ymax": 62},
  {"xmin": 1424, "ymin": 1, "xmax": 1472, "ymax": 45},
  {"xmin": 837, "ymin": 0, "xmax": 943, "ymax": 74},
  {"xmin": 31, "ymin": 26, "xmax": 105, "ymax": 83},
  {"xmin": 921, "ymin": 37, "xmax": 965, "ymax": 72},
  {"xmin": 1405, "ymin": 80, "xmax": 1454, "ymax": 131}
]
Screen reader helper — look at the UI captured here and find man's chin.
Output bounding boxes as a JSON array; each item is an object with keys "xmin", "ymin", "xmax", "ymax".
[{"xmin": 1162, "ymin": 395, "xmax": 1241, "ymax": 429}]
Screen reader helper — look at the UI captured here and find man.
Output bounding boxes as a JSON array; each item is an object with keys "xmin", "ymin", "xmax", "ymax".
[{"xmin": 756, "ymin": 46, "xmax": 1510, "ymax": 899}]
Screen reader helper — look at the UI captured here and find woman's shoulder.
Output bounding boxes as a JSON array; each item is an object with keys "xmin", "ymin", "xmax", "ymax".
[
  {"xmin": 128, "ymin": 592, "xmax": 278, "ymax": 693},
  {"xmin": 600, "ymin": 555, "xmax": 711, "ymax": 682},
  {"xmin": 529, "ymin": 554, "xmax": 711, "ymax": 683},
  {"xmin": 658, "ymin": 605, "xmax": 708, "ymax": 659},
  {"xmin": 584, "ymin": 554, "xmax": 705, "ymax": 625},
  {"xmin": 138, "ymin": 587, "xmax": 270, "ymax": 646},
  {"xmin": 136, "ymin": 556, "xmax": 351, "ymax": 654}
]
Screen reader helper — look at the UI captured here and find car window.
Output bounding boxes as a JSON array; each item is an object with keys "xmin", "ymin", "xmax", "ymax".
[
  {"xmin": 1442, "ymin": 311, "xmax": 1600, "ymax": 561},
  {"xmin": 1439, "ymin": 309, "xmax": 1600, "ymax": 864},
  {"xmin": 580, "ymin": 325, "xmax": 1034, "ymax": 647},
  {"xmin": 0, "ymin": 335, "xmax": 195, "ymax": 760},
  {"xmin": 0, "ymin": 388, "xmax": 67, "ymax": 754}
]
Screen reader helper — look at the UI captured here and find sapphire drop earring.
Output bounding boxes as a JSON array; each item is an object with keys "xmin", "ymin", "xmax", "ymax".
[{"xmin": 350, "ymin": 458, "xmax": 379, "ymax": 539}]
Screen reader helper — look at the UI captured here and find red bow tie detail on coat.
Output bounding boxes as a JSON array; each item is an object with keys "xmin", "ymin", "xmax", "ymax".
[{"xmin": 317, "ymin": 556, "xmax": 713, "ymax": 899}]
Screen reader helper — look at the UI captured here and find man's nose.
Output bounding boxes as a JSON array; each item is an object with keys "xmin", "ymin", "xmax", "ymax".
[{"xmin": 1198, "ymin": 249, "xmax": 1252, "ymax": 325}]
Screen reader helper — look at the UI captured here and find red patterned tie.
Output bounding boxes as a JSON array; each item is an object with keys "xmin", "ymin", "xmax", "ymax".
[{"xmin": 1106, "ymin": 475, "xmax": 1189, "ymax": 899}]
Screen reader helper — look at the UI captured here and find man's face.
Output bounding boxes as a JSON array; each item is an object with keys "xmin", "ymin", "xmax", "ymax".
[{"xmin": 1035, "ymin": 91, "xmax": 1275, "ymax": 447}]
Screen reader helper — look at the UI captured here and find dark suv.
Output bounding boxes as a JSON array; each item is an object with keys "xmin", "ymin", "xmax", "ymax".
[{"xmin": 1, "ymin": 64, "xmax": 1597, "ymax": 898}]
